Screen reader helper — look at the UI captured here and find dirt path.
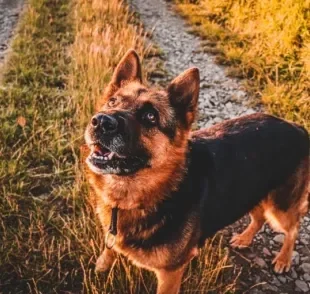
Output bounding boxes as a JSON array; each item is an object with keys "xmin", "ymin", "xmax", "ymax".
[
  {"xmin": 131, "ymin": 0, "xmax": 257, "ymax": 129},
  {"xmin": 130, "ymin": 0, "xmax": 310, "ymax": 293},
  {"xmin": 0, "ymin": 0, "xmax": 24, "ymax": 64}
]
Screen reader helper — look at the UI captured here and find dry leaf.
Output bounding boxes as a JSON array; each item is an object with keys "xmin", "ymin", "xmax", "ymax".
[{"xmin": 17, "ymin": 116, "xmax": 26, "ymax": 127}]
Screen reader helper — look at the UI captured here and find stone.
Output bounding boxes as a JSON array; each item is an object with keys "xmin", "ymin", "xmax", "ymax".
[
  {"xmin": 278, "ymin": 276, "xmax": 287, "ymax": 283},
  {"xmin": 226, "ymin": 102, "xmax": 232, "ymax": 109},
  {"xmin": 295, "ymin": 280, "xmax": 309, "ymax": 293},
  {"xmin": 254, "ymin": 257, "xmax": 267, "ymax": 268},
  {"xmin": 245, "ymin": 109, "xmax": 256, "ymax": 115},
  {"xmin": 300, "ymin": 263, "xmax": 310, "ymax": 274},
  {"xmin": 301, "ymin": 256, "xmax": 310, "ymax": 262},
  {"xmin": 262, "ymin": 284, "xmax": 279, "ymax": 292},
  {"xmin": 300, "ymin": 238, "xmax": 309, "ymax": 245},
  {"xmin": 235, "ymin": 90, "xmax": 246, "ymax": 99},
  {"xmin": 291, "ymin": 268, "xmax": 298, "ymax": 279},
  {"xmin": 213, "ymin": 117, "xmax": 222, "ymax": 123},
  {"xmin": 271, "ymin": 277, "xmax": 281, "ymax": 287},
  {"xmin": 263, "ymin": 247, "xmax": 272, "ymax": 256},
  {"xmin": 303, "ymin": 273, "xmax": 310, "ymax": 282},
  {"xmin": 273, "ymin": 234, "xmax": 285, "ymax": 243},
  {"xmin": 293, "ymin": 251, "xmax": 300, "ymax": 265},
  {"xmin": 249, "ymin": 289, "xmax": 264, "ymax": 294}
]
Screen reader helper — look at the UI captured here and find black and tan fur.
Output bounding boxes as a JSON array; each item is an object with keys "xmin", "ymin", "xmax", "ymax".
[{"xmin": 83, "ymin": 49, "xmax": 310, "ymax": 293}]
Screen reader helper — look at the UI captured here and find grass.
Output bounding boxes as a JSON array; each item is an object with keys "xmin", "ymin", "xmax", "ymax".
[
  {"xmin": 174, "ymin": 0, "xmax": 310, "ymax": 130},
  {"xmin": 0, "ymin": 0, "xmax": 235, "ymax": 293}
]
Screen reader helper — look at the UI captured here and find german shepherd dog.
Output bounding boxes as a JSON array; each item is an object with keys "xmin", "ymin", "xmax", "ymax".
[{"xmin": 83, "ymin": 49, "xmax": 309, "ymax": 293}]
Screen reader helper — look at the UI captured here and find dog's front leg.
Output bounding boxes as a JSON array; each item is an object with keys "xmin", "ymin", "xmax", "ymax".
[
  {"xmin": 95, "ymin": 248, "xmax": 117, "ymax": 272},
  {"xmin": 155, "ymin": 266, "xmax": 185, "ymax": 294}
]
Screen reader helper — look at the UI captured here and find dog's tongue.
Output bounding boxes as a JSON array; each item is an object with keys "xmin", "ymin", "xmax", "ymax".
[
  {"xmin": 93, "ymin": 144, "xmax": 109, "ymax": 156},
  {"xmin": 92, "ymin": 144, "xmax": 115, "ymax": 160}
]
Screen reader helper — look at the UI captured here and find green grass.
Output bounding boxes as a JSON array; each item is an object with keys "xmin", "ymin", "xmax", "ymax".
[
  {"xmin": 0, "ymin": 0, "xmax": 236, "ymax": 293},
  {"xmin": 0, "ymin": 0, "xmax": 82, "ymax": 292},
  {"xmin": 175, "ymin": 0, "xmax": 310, "ymax": 130}
]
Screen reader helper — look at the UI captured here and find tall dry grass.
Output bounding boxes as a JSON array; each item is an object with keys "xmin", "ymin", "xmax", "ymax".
[
  {"xmin": 70, "ymin": 0, "xmax": 150, "ymax": 128},
  {"xmin": 175, "ymin": 0, "xmax": 310, "ymax": 129}
]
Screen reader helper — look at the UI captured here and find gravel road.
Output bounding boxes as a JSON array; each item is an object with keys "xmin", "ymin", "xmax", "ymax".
[
  {"xmin": 130, "ymin": 0, "xmax": 310, "ymax": 293},
  {"xmin": 0, "ymin": 0, "xmax": 24, "ymax": 63}
]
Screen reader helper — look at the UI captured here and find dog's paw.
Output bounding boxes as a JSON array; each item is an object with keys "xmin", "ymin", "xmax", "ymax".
[
  {"xmin": 230, "ymin": 234, "xmax": 252, "ymax": 248},
  {"xmin": 272, "ymin": 253, "xmax": 291, "ymax": 274},
  {"xmin": 95, "ymin": 251, "xmax": 116, "ymax": 272}
]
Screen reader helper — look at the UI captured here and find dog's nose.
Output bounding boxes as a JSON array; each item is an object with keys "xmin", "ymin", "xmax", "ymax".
[{"xmin": 91, "ymin": 113, "xmax": 118, "ymax": 133}]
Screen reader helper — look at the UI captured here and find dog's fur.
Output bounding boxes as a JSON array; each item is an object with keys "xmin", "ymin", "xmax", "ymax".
[{"xmin": 83, "ymin": 50, "xmax": 310, "ymax": 293}]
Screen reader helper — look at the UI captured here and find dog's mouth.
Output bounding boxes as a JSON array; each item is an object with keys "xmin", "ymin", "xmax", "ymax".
[
  {"xmin": 90, "ymin": 143, "xmax": 126, "ymax": 162},
  {"xmin": 86, "ymin": 142, "xmax": 150, "ymax": 175}
]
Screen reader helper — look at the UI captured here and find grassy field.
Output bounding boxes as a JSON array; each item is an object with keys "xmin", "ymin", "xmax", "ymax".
[
  {"xmin": 175, "ymin": 0, "xmax": 310, "ymax": 130},
  {"xmin": 0, "ymin": 0, "xmax": 235, "ymax": 293}
]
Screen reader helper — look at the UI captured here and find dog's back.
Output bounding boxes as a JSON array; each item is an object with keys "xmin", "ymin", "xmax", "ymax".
[{"xmin": 191, "ymin": 113, "xmax": 309, "ymax": 239}]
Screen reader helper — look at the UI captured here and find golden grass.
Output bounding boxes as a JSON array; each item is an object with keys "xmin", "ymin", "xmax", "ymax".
[
  {"xmin": 175, "ymin": 0, "xmax": 310, "ymax": 130},
  {"xmin": 0, "ymin": 0, "xmax": 235, "ymax": 293}
]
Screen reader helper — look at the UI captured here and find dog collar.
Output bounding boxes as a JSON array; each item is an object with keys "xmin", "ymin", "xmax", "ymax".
[{"xmin": 105, "ymin": 207, "xmax": 118, "ymax": 249}]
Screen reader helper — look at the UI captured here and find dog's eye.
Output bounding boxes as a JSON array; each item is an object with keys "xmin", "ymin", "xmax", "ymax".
[
  {"xmin": 143, "ymin": 111, "xmax": 157, "ymax": 125},
  {"xmin": 107, "ymin": 97, "xmax": 117, "ymax": 107}
]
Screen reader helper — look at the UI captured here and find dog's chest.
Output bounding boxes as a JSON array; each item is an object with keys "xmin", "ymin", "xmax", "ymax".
[{"xmin": 110, "ymin": 210, "xmax": 199, "ymax": 270}]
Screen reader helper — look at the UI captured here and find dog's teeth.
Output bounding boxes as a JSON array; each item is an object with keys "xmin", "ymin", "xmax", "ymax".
[
  {"xmin": 103, "ymin": 156, "xmax": 108, "ymax": 161},
  {"xmin": 92, "ymin": 152, "xmax": 104, "ymax": 160},
  {"xmin": 108, "ymin": 152, "xmax": 115, "ymax": 160}
]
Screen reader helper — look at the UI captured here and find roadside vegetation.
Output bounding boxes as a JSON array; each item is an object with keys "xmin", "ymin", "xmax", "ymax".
[
  {"xmin": 175, "ymin": 0, "xmax": 310, "ymax": 130},
  {"xmin": 0, "ymin": 0, "xmax": 234, "ymax": 293}
]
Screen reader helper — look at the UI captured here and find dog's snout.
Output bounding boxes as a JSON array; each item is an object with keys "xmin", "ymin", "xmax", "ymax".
[{"xmin": 91, "ymin": 113, "xmax": 118, "ymax": 133}]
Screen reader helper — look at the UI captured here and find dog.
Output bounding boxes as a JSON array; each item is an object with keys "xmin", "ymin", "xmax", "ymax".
[{"xmin": 83, "ymin": 49, "xmax": 309, "ymax": 294}]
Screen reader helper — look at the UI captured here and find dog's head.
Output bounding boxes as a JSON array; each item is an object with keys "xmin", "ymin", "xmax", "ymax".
[{"xmin": 85, "ymin": 50, "xmax": 200, "ymax": 178}]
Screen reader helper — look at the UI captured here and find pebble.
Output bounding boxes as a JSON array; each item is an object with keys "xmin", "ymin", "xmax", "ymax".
[
  {"xmin": 300, "ymin": 238, "xmax": 309, "ymax": 245},
  {"xmin": 263, "ymin": 247, "xmax": 272, "ymax": 256},
  {"xmin": 291, "ymin": 268, "xmax": 298, "ymax": 279},
  {"xmin": 273, "ymin": 234, "xmax": 285, "ymax": 243},
  {"xmin": 262, "ymin": 284, "xmax": 279, "ymax": 292},
  {"xmin": 278, "ymin": 276, "xmax": 287, "ymax": 284},
  {"xmin": 226, "ymin": 102, "xmax": 233, "ymax": 109},
  {"xmin": 295, "ymin": 280, "xmax": 309, "ymax": 292},
  {"xmin": 304, "ymin": 273, "xmax": 310, "ymax": 282},
  {"xmin": 300, "ymin": 263, "xmax": 310, "ymax": 274},
  {"xmin": 293, "ymin": 251, "xmax": 300, "ymax": 265},
  {"xmin": 254, "ymin": 257, "xmax": 267, "ymax": 268},
  {"xmin": 271, "ymin": 277, "xmax": 281, "ymax": 287}
]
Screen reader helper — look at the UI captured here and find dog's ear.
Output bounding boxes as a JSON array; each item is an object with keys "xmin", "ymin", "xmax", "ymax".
[
  {"xmin": 168, "ymin": 67, "xmax": 200, "ymax": 128},
  {"xmin": 96, "ymin": 50, "xmax": 142, "ymax": 111},
  {"xmin": 111, "ymin": 49, "xmax": 142, "ymax": 87}
]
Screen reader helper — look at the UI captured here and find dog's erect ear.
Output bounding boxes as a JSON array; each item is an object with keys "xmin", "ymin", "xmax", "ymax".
[
  {"xmin": 96, "ymin": 50, "xmax": 142, "ymax": 111},
  {"xmin": 111, "ymin": 49, "xmax": 142, "ymax": 87},
  {"xmin": 168, "ymin": 67, "xmax": 200, "ymax": 127}
]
